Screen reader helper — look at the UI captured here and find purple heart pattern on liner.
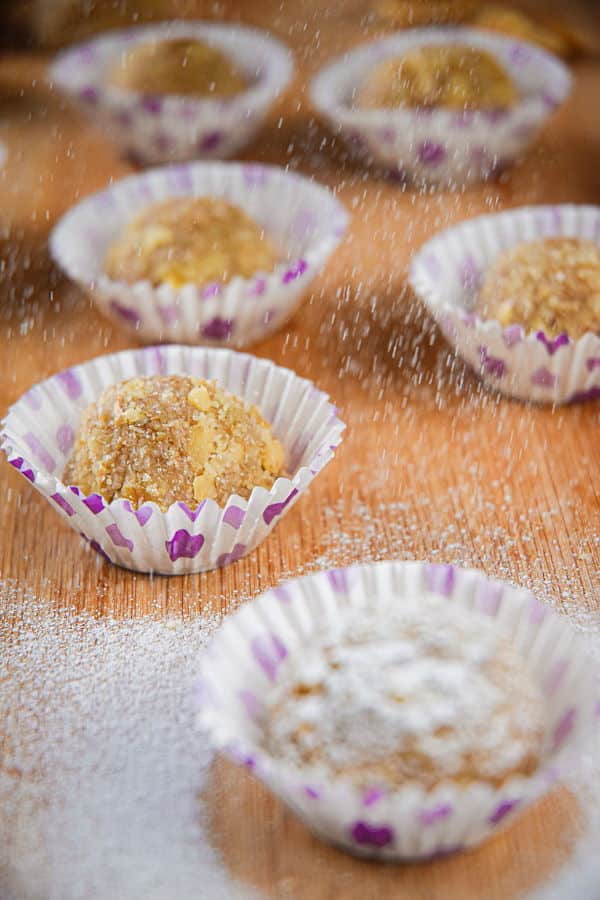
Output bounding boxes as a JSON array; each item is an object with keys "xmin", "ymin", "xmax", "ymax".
[
  {"xmin": 202, "ymin": 317, "xmax": 233, "ymax": 341},
  {"xmin": 250, "ymin": 633, "xmax": 288, "ymax": 682},
  {"xmin": 263, "ymin": 488, "xmax": 299, "ymax": 525},
  {"xmin": 1, "ymin": 345, "xmax": 345, "ymax": 574},
  {"xmin": 49, "ymin": 22, "xmax": 295, "ymax": 167},
  {"xmin": 106, "ymin": 524, "xmax": 134, "ymax": 552},
  {"xmin": 479, "ymin": 347, "xmax": 507, "ymax": 379},
  {"xmin": 419, "ymin": 804, "xmax": 454, "ymax": 826},
  {"xmin": 351, "ymin": 821, "xmax": 395, "ymax": 849},
  {"xmin": 52, "ymin": 493, "xmax": 74, "ymax": 517},
  {"xmin": 49, "ymin": 160, "xmax": 349, "ymax": 349},
  {"xmin": 166, "ymin": 529, "xmax": 205, "ymax": 562},
  {"xmin": 309, "ymin": 27, "xmax": 572, "ymax": 186},
  {"xmin": 223, "ymin": 505, "xmax": 245, "ymax": 529},
  {"xmin": 488, "ymin": 798, "xmax": 520, "ymax": 825},
  {"xmin": 83, "ymin": 494, "xmax": 105, "ymax": 514},
  {"xmin": 424, "ymin": 562, "xmax": 455, "ymax": 597},
  {"xmin": 216, "ymin": 543, "xmax": 247, "ymax": 568}
]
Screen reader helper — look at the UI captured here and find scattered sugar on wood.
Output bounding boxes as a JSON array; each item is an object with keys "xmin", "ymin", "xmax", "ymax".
[
  {"xmin": 0, "ymin": 475, "xmax": 598, "ymax": 899},
  {"xmin": 0, "ymin": 586, "xmax": 256, "ymax": 900}
]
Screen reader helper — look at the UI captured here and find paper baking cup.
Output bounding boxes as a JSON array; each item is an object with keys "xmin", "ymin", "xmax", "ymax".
[
  {"xmin": 310, "ymin": 27, "xmax": 571, "ymax": 186},
  {"xmin": 197, "ymin": 560, "xmax": 599, "ymax": 860},
  {"xmin": 48, "ymin": 21, "xmax": 294, "ymax": 166},
  {"xmin": 49, "ymin": 161, "xmax": 349, "ymax": 346},
  {"xmin": 409, "ymin": 204, "xmax": 600, "ymax": 404},
  {"xmin": 1, "ymin": 345, "xmax": 345, "ymax": 575}
]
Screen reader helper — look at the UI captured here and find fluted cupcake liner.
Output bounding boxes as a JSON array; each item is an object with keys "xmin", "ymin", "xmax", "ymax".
[
  {"xmin": 1, "ymin": 345, "xmax": 345, "ymax": 575},
  {"xmin": 310, "ymin": 27, "xmax": 571, "ymax": 186},
  {"xmin": 49, "ymin": 161, "xmax": 349, "ymax": 346},
  {"xmin": 48, "ymin": 21, "xmax": 294, "ymax": 166},
  {"xmin": 197, "ymin": 560, "xmax": 599, "ymax": 860},
  {"xmin": 410, "ymin": 203, "xmax": 600, "ymax": 403}
]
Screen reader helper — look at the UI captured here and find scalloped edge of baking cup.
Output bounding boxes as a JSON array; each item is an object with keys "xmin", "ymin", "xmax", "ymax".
[
  {"xmin": 309, "ymin": 27, "xmax": 572, "ymax": 186},
  {"xmin": 196, "ymin": 560, "xmax": 600, "ymax": 861},
  {"xmin": 409, "ymin": 203, "xmax": 600, "ymax": 404},
  {"xmin": 47, "ymin": 21, "xmax": 294, "ymax": 165},
  {"xmin": 49, "ymin": 161, "xmax": 349, "ymax": 346},
  {"xmin": 1, "ymin": 345, "xmax": 345, "ymax": 575}
]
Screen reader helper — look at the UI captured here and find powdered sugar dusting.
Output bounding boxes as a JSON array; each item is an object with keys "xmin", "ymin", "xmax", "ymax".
[
  {"xmin": 0, "ymin": 507, "xmax": 598, "ymax": 898},
  {"xmin": 263, "ymin": 595, "xmax": 545, "ymax": 786},
  {"xmin": 0, "ymin": 585, "xmax": 255, "ymax": 900},
  {"xmin": 303, "ymin": 492, "xmax": 599, "ymax": 618}
]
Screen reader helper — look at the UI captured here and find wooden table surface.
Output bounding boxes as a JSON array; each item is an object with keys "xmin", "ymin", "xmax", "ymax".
[{"xmin": 0, "ymin": 2, "xmax": 599, "ymax": 897}]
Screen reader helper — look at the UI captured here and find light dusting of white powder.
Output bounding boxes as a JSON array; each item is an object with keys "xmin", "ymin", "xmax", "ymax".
[
  {"xmin": 0, "ymin": 587, "xmax": 257, "ymax": 900},
  {"xmin": 264, "ymin": 596, "xmax": 544, "ymax": 784},
  {"xmin": 0, "ymin": 512, "xmax": 599, "ymax": 899}
]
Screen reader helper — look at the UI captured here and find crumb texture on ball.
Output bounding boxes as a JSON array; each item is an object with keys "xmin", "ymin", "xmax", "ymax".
[
  {"xmin": 109, "ymin": 37, "xmax": 247, "ymax": 97},
  {"xmin": 104, "ymin": 197, "xmax": 280, "ymax": 290},
  {"xmin": 376, "ymin": 0, "xmax": 477, "ymax": 27},
  {"xmin": 262, "ymin": 595, "xmax": 546, "ymax": 790},
  {"xmin": 477, "ymin": 237, "xmax": 600, "ymax": 339},
  {"xmin": 356, "ymin": 45, "xmax": 518, "ymax": 110},
  {"xmin": 63, "ymin": 375, "xmax": 286, "ymax": 510}
]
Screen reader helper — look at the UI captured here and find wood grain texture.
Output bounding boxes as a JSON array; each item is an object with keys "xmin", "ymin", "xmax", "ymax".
[{"xmin": 0, "ymin": 2, "xmax": 599, "ymax": 897}]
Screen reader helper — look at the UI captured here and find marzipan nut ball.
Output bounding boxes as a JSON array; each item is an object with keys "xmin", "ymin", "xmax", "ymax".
[
  {"xmin": 356, "ymin": 44, "xmax": 518, "ymax": 111},
  {"xmin": 110, "ymin": 37, "xmax": 247, "ymax": 97},
  {"xmin": 104, "ymin": 197, "xmax": 279, "ymax": 290},
  {"xmin": 477, "ymin": 238, "xmax": 600, "ymax": 339},
  {"xmin": 63, "ymin": 375, "xmax": 286, "ymax": 510}
]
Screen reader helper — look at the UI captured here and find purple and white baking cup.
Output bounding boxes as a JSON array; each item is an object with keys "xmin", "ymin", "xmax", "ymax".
[
  {"xmin": 310, "ymin": 27, "xmax": 571, "ymax": 186},
  {"xmin": 1, "ymin": 345, "xmax": 345, "ymax": 574},
  {"xmin": 48, "ymin": 21, "xmax": 294, "ymax": 166},
  {"xmin": 49, "ymin": 161, "xmax": 349, "ymax": 346},
  {"xmin": 197, "ymin": 560, "xmax": 599, "ymax": 860},
  {"xmin": 410, "ymin": 203, "xmax": 600, "ymax": 404}
]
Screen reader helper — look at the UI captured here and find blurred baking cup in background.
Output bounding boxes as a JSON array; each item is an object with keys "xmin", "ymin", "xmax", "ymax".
[
  {"xmin": 310, "ymin": 27, "xmax": 571, "ymax": 187},
  {"xmin": 48, "ymin": 21, "xmax": 294, "ymax": 166},
  {"xmin": 50, "ymin": 161, "xmax": 349, "ymax": 347}
]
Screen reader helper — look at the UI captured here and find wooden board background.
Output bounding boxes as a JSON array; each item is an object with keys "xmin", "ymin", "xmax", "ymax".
[{"xmin": 0, "ymin": 2, "xmax": 599, "ymax": 897}]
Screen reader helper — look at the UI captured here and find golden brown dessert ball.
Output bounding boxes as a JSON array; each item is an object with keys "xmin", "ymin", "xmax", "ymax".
[
  {"xmin": 104, "ymin": 197, "xmax": 279, "ymax": 290},
  {"xmin": 263, "ymin": 596, "xmax": 546, "ymax": 790},
  {"xmin": 110, "ymin": 37, "xmax": 247, "ymax": 97},
  {"xmin": 478, "ymin": 238, "xmax": 600, "ymax": 339},
  {"xmin": 376, "ymin": 0, "xmax": 477, "ymax": 28},
  {"xmin": 473, "ymin": 6, "xmax": 573, "ymax": 59},
  {"xmin": 63, "ymin": 375, "xmax": 286, "ymax": 510},
  {"xmin": 356, "ymin": 45, "xmax": 518, "ymax": 110}
]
